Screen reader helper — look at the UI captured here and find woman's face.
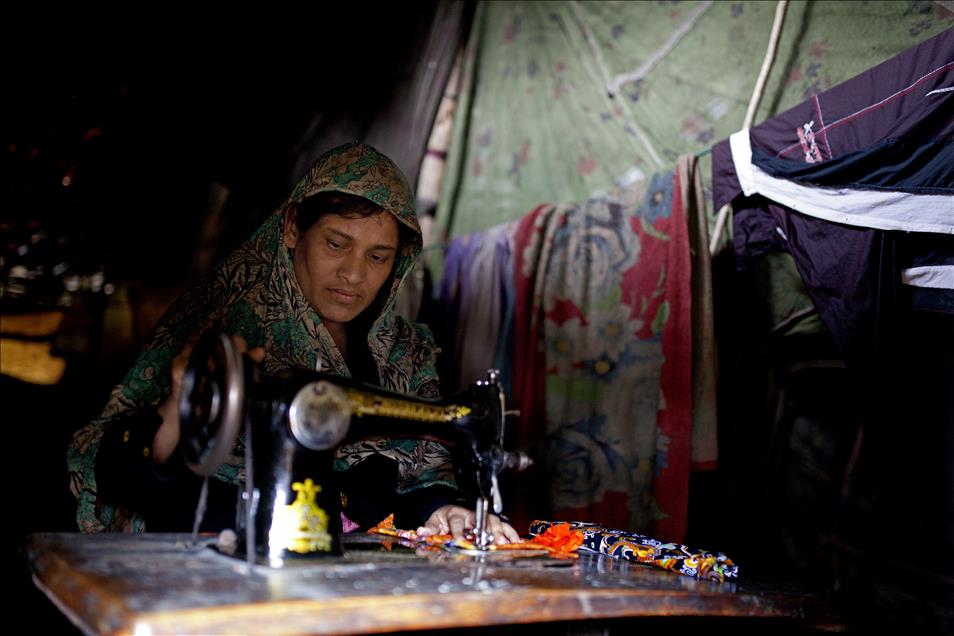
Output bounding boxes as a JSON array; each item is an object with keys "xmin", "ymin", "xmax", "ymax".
[{"xmin": 283, "ymin": 210, "xmax": 399, "ymax": 332}]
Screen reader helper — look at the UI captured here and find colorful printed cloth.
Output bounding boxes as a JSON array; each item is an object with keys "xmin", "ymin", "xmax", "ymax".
[
  {"xmin": 436, "ymin": 169, "xmax": 692, "ymax": 538},
  {"xmin": 510, "ymin": 172, "xmax": 692, "ymax": 540},
  {"xmin": 369, "ymin": 514, "xmax": 547, "ymax": 553},
  {"xmin": 68, "ymin": 142, "xmax": 453, "ymax": 532},
  {"xmin": 529, "ymin": 520, "xmax": 738, "ymax": 583}
]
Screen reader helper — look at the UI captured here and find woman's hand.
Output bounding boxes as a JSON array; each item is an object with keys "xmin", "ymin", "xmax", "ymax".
[
  {"xmin": 418, "ymin": 505, "xmax": 523, "ymax": 544},
  {"xmin": 151, "ymin": 335, "xmax": 265, "ymax": 465}
]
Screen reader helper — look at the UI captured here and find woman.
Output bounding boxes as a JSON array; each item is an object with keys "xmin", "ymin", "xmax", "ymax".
[{"xmin": 68, "ymin": 141, "xmax": 519, "ymax": 543}]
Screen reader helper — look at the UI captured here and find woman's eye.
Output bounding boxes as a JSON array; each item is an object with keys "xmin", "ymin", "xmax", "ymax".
[{"xmin": 369, "ymin": 253, "xmax": 387, "ymax": 264}]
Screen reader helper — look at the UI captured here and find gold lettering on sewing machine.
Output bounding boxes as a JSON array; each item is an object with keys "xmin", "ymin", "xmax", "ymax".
[{"xmin": 343, "ymin": 388, "xmax": 472, "ymax": 422}]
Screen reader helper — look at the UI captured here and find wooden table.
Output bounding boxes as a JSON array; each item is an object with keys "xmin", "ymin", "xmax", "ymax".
[{"xmin": 25, "ymin": 532, "xmax": 841, "ymax": 635}]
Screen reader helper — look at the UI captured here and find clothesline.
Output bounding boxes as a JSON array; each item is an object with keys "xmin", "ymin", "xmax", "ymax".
[{"xmin": 710, "ymin": 0, "xmax": 789, "ymax": 255}]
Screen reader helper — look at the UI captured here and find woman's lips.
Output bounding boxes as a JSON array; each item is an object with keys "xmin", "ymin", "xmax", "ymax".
[{"xmin": 328, "ymin": 288, "xmax": 360, "ymax": 304}]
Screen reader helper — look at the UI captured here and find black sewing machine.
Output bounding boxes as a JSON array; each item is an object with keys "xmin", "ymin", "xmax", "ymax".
[{"xmin": 177, "ymin": 332, "xmax": 530, "ymax": 566}]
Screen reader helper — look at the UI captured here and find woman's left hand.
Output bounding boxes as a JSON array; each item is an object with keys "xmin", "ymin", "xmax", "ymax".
[{"xmin": 418, "ymin": 505, "xmax": 523, "ymax": 544}]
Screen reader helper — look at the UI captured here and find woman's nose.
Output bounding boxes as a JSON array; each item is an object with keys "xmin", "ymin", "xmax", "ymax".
[{"xmin": 337, "ymin": 253, "xmax": 366, "ymax": 283}]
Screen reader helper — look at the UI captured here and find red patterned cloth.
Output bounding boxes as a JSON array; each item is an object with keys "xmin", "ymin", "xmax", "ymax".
[{"xmin": 511, "ymin": 173, "xmax": 692, "ymax": 541}]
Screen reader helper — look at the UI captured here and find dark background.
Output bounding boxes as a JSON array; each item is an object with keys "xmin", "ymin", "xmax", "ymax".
[{"xmin": 3, "ymin": 6, "xmax": 444, "ymax": 287}]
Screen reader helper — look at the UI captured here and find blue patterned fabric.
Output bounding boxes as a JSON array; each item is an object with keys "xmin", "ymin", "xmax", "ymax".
[{"xmin": 529, "ymin": 520, "xmax": 738, "ymax": 583}]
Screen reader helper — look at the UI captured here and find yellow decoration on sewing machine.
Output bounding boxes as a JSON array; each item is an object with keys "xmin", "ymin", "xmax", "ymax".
[
  {"xmin": 282, "ymin": 478, "xmax": 332, "ymax": 554},
  {"xmin": 344, "ymin": 388, "xmax": 471, "ymax": 422}
]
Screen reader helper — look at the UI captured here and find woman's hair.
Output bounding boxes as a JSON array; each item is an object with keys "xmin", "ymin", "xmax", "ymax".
[{"xmin": 294, "ymin": 191, "xmax": 413, "ymax": 252}]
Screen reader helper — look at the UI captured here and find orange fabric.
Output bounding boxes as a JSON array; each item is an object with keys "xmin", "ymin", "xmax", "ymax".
[{"xmin": 530, "ymin": 522, "xmax": 584, "ymax": 554}]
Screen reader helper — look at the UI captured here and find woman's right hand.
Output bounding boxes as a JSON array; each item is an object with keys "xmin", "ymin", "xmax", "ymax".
[
  {"xmin": 418, "ymin": 505, "xmax": 523, "ymax": 544},
  {"xmin": 151, "ymin": 335, "xmax": 264, "ymax": 465}
]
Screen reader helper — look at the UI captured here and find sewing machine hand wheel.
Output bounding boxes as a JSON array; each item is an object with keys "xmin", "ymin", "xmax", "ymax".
[{"xmin": 179, "ymin": 332, "xmax": 246, "ymax": 476}]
